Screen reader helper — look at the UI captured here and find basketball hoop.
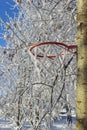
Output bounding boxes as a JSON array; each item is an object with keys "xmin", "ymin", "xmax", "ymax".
[
  {"xmin": 29, "ymin": 41, "xmax": 77, "ymax": 85},
  {"xmin": 29, "ymin": 42, "xmax": 77, "ymax": 58}
]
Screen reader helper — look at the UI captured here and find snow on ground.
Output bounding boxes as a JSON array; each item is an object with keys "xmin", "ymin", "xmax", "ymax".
[
  {"xmin": 0, "ymin": 116, "xmax": 76, "ymax": 130},
  {"xmin": 51, "ymin": 115, "xmax": 76, "ymax": 130}
]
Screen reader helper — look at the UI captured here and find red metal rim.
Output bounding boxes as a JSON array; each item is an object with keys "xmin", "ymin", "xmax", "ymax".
[{"xmin": 29, "ymin": 42, "xmax": 77, "ymax": 58}]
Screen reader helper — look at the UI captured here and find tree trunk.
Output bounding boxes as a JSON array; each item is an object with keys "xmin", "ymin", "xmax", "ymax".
[
  {"xmin": 76, "ymin": 0, "xmax": 87, "ymax": 130},
  {"xmin": 16, "ymin": 96, "xmax": 22, "ymax": 130}
]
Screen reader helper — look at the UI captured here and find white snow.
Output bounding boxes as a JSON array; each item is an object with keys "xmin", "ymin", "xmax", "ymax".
[{"xmin": 0, "ymin": 116, "xmax": 76, "ymax": 130}]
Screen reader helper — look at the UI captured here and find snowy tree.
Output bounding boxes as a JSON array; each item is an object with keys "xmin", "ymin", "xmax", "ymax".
[
  {"xmin": 0, "ymin": 0, "xmax": 77, "ymax": 129},
  {"xmin": 76, "ymin": 0, "xmax": 87, "ymax": 130}
]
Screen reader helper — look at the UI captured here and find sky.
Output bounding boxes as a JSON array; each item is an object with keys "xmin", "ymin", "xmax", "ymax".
[{"xmin": 0, "ymin": 0, "xmax": 18, "ymax": 47}]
